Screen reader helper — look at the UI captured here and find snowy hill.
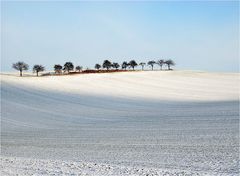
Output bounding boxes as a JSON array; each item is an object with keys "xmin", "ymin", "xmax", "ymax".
[{"xmin": 1, "ymin": 71, "xmax": 239, "ymax": 175}]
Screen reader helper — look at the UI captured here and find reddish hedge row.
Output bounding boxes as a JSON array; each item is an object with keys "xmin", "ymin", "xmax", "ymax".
[{"xmin": 69, "ymin": 69, "xmax": 134, "ymax": 74}]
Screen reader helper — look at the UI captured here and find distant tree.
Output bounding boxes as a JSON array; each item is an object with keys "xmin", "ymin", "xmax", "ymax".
[
  {"xmin": 63, "ymin": 62, "xmax": 74, "ymax": 73},
  {"xmin": 54, "ymin": 64, "xmax": 63, "ymax": 74},
  {"xmin": 102, "ymin": 60, "xmax": 112, "ymax": 70},
  {"xmin": 12, "ymin": 61, "xmax": 29, "ymax": 77},
  {"xmin": 139, "ymin": 62, "xmax": 146, "ymax": 71},
  {"xmin": 148, "ymin": 60, "xmax": 156, "ymax": 70},
  {"xmin": 121, "ymin": 61, "xmax": 128, "ymax": 70},
  {"xmin": 75, "ymin": 66, "xmax": 83, "ymax": 72},
  {"xmin": 129, "ymin": 60, "xmax": 138, "ymax": 70},
  {"xmin": 95, "ymin": 64, "xmax": 101, "ymax": 70},
  {"xmin": 165, "ymin": 59, "xmax": 175, "ymax": 70},
  {"xmin": 112, "ymin": 62, "xmax": 120, "ymax": 70},
  {"xmin": 157, "ymin": 59, "xmax": 165, "ymax": 70},
  {"xmin": 33, "ymin": 65, "xmax": 45, "ymax": 76}
]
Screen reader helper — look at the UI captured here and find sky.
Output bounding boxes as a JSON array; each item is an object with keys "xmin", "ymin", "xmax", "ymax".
[{"xmin": 1, "ymin": 1, "xmax": 239, "ymax": 72}]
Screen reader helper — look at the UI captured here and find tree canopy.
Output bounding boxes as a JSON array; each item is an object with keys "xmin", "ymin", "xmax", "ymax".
[
  {"xmin": 54, "ymin": 64, "xmax": 62, "ymax": 74},
  {"xmin": 76, "ymin": 66, "xmax": 83, "ymax": 72},
  {"xmin": 112, "ymin": 62, "xmax": 120, "ymax": 70},
  {"xmin": 139, "ymin": 62, "xmax": 146, "ymax": 70},
  {"xmin": 121, "ymin": 61, "xmax": 128, "ymax": 70},
  {"xmin": 63, "ymin": 62, "xmax": 74, "ymax": 73},
  {"xmin": 12, "ymin": 61, "xmax": 29, "ymax": 76},
  {"xmin": 129, "ymin": 60, "xmax": 138, "ymax": 70},
  {"xmin": 33, "ymin": 65, "xmax": 45, "ymax": 76},
  {"xmin": 157, "ymin": 60, "xmax": 165, "ymax": 70},
  {"xmin": 147, "ymin": 60, "xmax": 156, "ymax": 70},
  {"xmin": 102, "ymin": 60, "xmax": 112, "ymax": 70},
  {"xmin": 95, "ymin": 64, "xmax": 101, "ymax": 70},
  {"xmin": 165, "ymin": 59, "xmax": 175, "ymax": 70}
]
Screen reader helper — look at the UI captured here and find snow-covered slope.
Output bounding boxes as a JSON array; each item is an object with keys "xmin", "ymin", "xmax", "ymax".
[
  {"xmin": 1, "ymin": 71, "xmax": 239, "ymax": 175},
  {"xmin": 1, "ymin": 70, "xmax": 238, "ymax": 101}
]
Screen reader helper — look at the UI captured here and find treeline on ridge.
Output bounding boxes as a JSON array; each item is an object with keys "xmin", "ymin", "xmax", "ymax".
[{"xmin": 12, "ymin": 59, "xmax": 175, "ymax": 77}]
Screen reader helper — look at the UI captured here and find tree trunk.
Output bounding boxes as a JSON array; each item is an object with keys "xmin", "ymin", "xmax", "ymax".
[
  {"xmin": 168, "ymin": 65, "xmax": 170, "ymax": 70},
  {"xmin": 151, "ymin": 66, "xmax": 153, "ymax": 70},
  {"xmin": 37, "ymin": 72, "xmax": 39, "ymax": 76},
  {"xmin": 142, "ymin": 66, "xmax": 144, "ymax": 70},
  {"xmin": 20, "ymin": 70, "xmax": 22, "ymax": 77},
  {"xmin": 160, "ymin": 65, "xmax": 162, "ymax": 70}
]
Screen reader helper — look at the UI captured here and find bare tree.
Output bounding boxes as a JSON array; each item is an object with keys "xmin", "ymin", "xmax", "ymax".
[
  {"xmin": 121, "ymin": 61, "xmax": 128, "ymax": 70},
  {"xmin": 129, "ymin": 60, "xmax": 138, "ymax": 70},
  {"xmin": 165, "ymin": 59, "xmax": 175, "ymax": 70},
  {"xmin": 76, "ymin": 66, "xmax": 83, "ymax": 72},
  {"xmin": 139, "ymin": 62, "xmax": 146, "ymax": 70},
  {"xmin": 147, "ymin": 60, "xmax": 156, "ymax": 70},
  {"xmin": 63, "ymin": 62, "xmax": 74, "ymax": 73},
  {"xmin": 54, "ymin": 64, "xmax": 62, "ymax": 74},
  {"xmin": 102, "ymin": 60, "xmax": 112, "ymax": 70},
  {"xmin": 33, "ymin": 65, "xmax": 45, "ymax": 76},
  {"xmin": 95, "ymin": 64, "xmax": 101, "ymax": 70},
  {"xmin": 12, "ymin": 61, "xmax": 29, "ymax": 76},
  {"xmin": 112, "ymin": 62, "xmax": 120, "ymax": 70},
  {"xmin": 157, "ymin": 59, "xmax": 165, "ymax": 70}
]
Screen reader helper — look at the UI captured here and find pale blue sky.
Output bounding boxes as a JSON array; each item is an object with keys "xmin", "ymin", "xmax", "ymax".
[{"xmin": 1, "ymin": 1, "xmax": 239, "ymax": 72}]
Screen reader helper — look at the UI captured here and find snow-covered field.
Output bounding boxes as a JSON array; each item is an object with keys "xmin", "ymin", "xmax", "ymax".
[{"xmin": 1, "ymin": 71, "xmax": 239, "ymax": 175}]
